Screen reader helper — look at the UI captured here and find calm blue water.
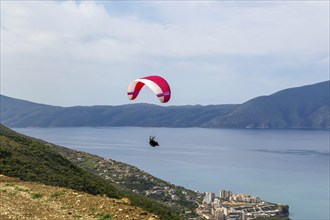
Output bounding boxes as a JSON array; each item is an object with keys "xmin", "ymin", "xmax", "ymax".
[{"xmin": 14, "ymin": 127, "xmax": 329, "ymax": 220}]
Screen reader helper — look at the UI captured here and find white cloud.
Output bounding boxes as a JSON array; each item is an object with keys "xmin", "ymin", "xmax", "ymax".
[
  {"xmin": 0, "ymin": 1, "xmax": 329, "ymax": 106},
  {"xmin": 2, "ymin": 1, "xmax": 328, "ymax": 59},
  {"xmin": 147, "ymin": 1, "xmax": 329, "ymax": 57}
]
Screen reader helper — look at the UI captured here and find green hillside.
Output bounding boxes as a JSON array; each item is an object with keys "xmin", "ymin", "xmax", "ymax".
[
  {"xmin": 0, "ymin": 124, "xmax": 121, "ymax": 197},
  {"xmin": 0, "ymin": 124, "xmax": 186, "ymax": 220}
]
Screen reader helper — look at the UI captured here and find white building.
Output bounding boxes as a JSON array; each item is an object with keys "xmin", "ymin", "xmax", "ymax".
[
  {"xmin": 205, "ymin": 192, "xmax": 215, "ymax": 204},
  {"xmin": 220, "ymin": 190, "xmax": 233, "ymax": 200}
]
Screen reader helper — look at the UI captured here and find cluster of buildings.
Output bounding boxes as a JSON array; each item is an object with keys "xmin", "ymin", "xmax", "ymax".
[
  {"xmin": 220, "ymin": 190, "xmax": 261, "ymax": 204},
  {"xmin": 195, "ymin": 190, "xmax": 288, "ymax": 220}
]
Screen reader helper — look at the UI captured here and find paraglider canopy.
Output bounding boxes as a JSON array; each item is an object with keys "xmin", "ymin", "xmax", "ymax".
[{"xmin": 127, "ymin": 75, "xmax": 171, "ymax": 103}]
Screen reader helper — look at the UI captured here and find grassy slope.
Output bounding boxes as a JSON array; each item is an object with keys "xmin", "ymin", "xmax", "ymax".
[
  {"xmin": 0, "ymin": 175, "xmax": 159, "ymax": 220},
  {"xmin": 0, "ymin": 124, "xmax": 184, "ymax": 220}
]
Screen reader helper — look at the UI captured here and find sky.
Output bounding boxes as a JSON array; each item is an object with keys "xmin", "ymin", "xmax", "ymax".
[{"xmin": 1, "ymin": 0, "xmax": 329, "ymax": 106}]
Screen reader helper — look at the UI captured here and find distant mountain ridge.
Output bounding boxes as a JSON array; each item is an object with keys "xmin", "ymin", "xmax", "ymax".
[
  {"xmin": 1, "ymin": 81, "xmax": 329, "ymax": 129},
  {"xmin": 0, "ymin": 96, "xmax": 236, "ymax": 128},
  {"xmin": 203, "ymin": 81, "xmax": 330, "ymax": 129}
]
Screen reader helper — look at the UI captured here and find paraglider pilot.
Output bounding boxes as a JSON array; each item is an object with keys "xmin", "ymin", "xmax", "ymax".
[{"xmin": 149, "ymin": 136, "xmax": 159, "ymax": 147}]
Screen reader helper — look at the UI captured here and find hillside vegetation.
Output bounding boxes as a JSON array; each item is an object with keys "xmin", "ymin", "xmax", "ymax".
[
  {"xmin": 1, "ymin": 81, "xmax": 328, "ymax": 129},
  {"xmin": 0, "ymin": 124, "xmax": 122, "ymax": 198},
  {"xmin": 0, "ymin": 124, "xmax": 189, "ymax": 220}
]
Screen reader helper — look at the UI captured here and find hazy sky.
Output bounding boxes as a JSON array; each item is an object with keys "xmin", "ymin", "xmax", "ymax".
[{"xmin": 1, "ymin": 1, "xmax": 329, "ymax": 106}]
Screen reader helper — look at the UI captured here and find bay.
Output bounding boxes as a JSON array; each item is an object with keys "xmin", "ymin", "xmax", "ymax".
[{"xmin": 14, "ymin": 127, "xmax": 329, "ymax": 220}]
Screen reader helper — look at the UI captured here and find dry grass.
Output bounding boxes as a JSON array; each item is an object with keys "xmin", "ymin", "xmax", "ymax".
[{"xmin": 0, "ymin": 175, "xmax": 159, "ymax": 220}]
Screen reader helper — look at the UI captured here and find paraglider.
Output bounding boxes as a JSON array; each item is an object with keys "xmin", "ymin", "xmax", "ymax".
[
  {"xmin": 149, "ymin": 136, "xmax": 159, "ymax": 147},
  {"xmin": 127, "ymin": 75, "xmax": 171, "ymax": 147},
  {"xmin": 127, "ymin": 75, "xmax": 171, "ymax": 103}
]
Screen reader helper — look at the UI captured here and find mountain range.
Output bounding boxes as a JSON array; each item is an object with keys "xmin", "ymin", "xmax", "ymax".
[{"xmin": 1, "ymin": 81, "xmax": 329, "ymax": 129}]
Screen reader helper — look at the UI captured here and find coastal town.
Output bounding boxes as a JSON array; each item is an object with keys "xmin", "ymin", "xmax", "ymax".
[{"xmin": 193, "ymin": 190, "xmax": 289, "ymax": 220}]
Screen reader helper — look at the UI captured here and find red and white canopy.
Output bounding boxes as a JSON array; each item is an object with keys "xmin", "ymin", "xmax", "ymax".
[{"xmin": 127, "ymin": 75, "xmax": 171, "ymax": 103}]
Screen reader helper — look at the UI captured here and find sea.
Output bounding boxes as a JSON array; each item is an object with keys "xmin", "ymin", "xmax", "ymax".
[{"xmin": 14, "ymin": 127, "xmax": 329, "ymax": 220}]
